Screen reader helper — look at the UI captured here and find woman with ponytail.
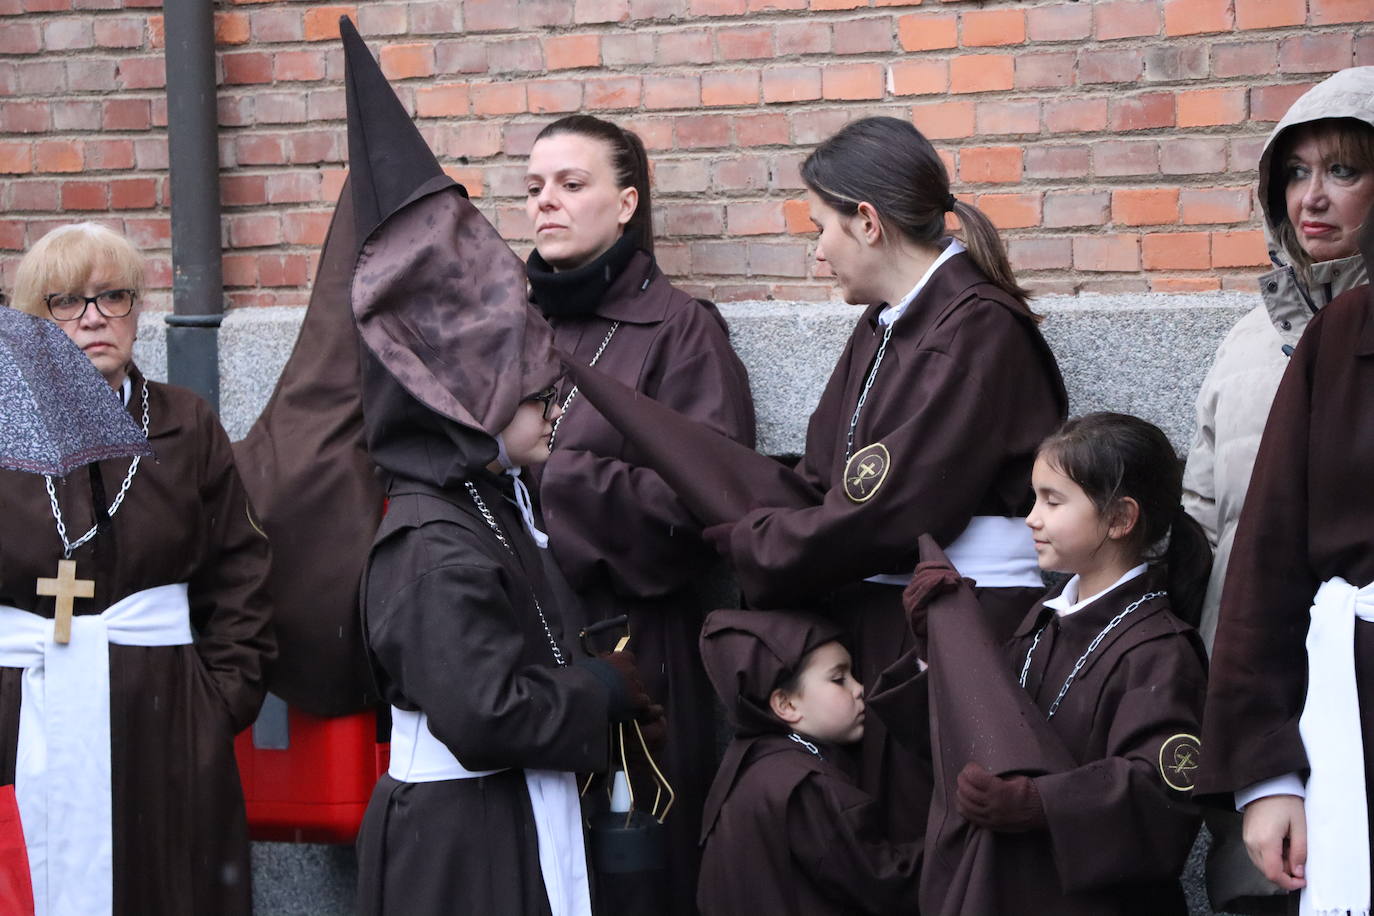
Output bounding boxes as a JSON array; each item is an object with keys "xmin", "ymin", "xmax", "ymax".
[
  {"xmin": 523, "ymin": 115, "xmax": 756, "ymax": 911},
  {"xmin": 702, "ymin": 116, "xmax": 1066, "ymax": 838}
]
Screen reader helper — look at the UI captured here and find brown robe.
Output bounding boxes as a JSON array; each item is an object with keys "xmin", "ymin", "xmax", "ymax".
[
  {"xmin": 1199, "ymin": 284, "xmax": 1374, "ymax": 891},
  {"xmin": 534, "ymin": 248, "xmax": 755, "ymax": 912},
  {"xmin": 723, "ymin": 253, "xmax": 1066, "ymax": 837},
  {"xmin": 0, "ymin": 367, "xmax": 275, "ymax": 915}
]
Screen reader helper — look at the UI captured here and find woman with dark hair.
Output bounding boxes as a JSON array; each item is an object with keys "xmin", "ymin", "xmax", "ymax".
[
  {"xmin": 523, "ymin": 115, "xmax": 755, "ymax": 910},
  {"xmin": 707, "ymin": 116, "xmax": 1066, "ymax": 837}
]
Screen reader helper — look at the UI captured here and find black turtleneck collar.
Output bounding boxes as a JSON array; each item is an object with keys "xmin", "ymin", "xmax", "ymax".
[{"xmin": 527, "ymin": 232, "xmax": 641, "ymax": 318}]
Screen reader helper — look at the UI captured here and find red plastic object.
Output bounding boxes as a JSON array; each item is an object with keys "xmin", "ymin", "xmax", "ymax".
[{"xmin": 235, "ymin": 707, "xmax": 389, "ymax": 844}]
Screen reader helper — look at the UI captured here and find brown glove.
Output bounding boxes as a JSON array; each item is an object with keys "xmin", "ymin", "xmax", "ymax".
[
  {"xmin": 955, "ymin": 762, "xmax": 1046, "ymax": 833},
  {"xmin": 900, "ymin": 561, "xmax": 968, "ymax": 656}
]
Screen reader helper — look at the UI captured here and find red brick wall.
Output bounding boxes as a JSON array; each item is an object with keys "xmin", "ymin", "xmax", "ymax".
[{"xmin": 1, "ymin": 1, "xmax": 1371, "ymax": 306}]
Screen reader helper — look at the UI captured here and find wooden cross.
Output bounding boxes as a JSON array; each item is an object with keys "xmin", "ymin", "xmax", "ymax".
[{"xmin": 35, "ymin": 560, "xmax": 95, "ymax": 645}]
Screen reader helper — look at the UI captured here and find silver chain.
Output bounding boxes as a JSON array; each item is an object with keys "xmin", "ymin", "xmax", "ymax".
[
  {"xmin": 464, "ymin": 480, "xmax": 567, "ymax": 667},
  {"xmin": 844, "ymin": 321, "xmax": 895, "ymax": 462},
  {"xmin": 1019, "ymin": 591, "xmax": 1166, "ymax": 719},
  {"xmin": 44, "ymin": 380, "xmax": 151, "ymax": 558},
  {"xmin": 788, "ymin": 732, "xmax": 821, "ymax": 757},
  {"xmin": 548, "ymin": 320, "xmax": 620, "ymax": 451}
]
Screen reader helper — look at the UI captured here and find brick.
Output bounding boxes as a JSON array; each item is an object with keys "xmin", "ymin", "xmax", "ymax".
[
  {"xmin": 656, "ymin": 159, "xmax": 710, "ymax": 193},
  {"xmin": 962, "ymin": 8, "xmax": 1025, "ymax": 47},
  {"xmin": 410, "ymin": 2, "xmax": 462, "ymax": 33},
  {"xmin": 221, "ymin": 175, "xmax": 267, "ymax": 207},
  {"xmin": 222, "ymin": 52, "xmax": 272, "ymax": 85},
  {"xmin": 66, "ymin": 59, "xmax": 115, "ymax": 90},
  {"xmin": 1230, "ymin": 135, "xmax": 1267, "ymax": 170},
  {"xmin": 976, "ymin": 100, "xmax": 1040, "ymax": 136},
  {"xmin": 973, "ymin": 192, "xmax": 1040, "ymax": 229},
  {"xmin": 1015, "ymin": 52, "xmax": 1074, "ymax": 90},
  {"xmin": 735, "ymin": 112, "xmax": 789, "ymax": 146},
  {"xmin": 889, "ymin": 60, "xmax": 947, "ymax": 96},
  {"xmin": 822, "ymin": 63, "xmax": 883, "ymax": 100},
  {"xmin": 307, "ymin": 89, "xmax": 348, "ymax": 122},
  {"xmin": 1141, "ymin": 231, "xmax": 1212, "ymax": 269},
  {"xmin": 690, "ymin": 240, "xmax": 749, "ymax": 274},
  {"xmin": 834, "ymin": 17, "xmax": 892, "ymax": 54},
  {"xmin": 749, "ymin": 0, "xmax": 806, "ymax": 10},
  {"xmin": 117, "ymin": 57, "xmax": 165, "ymax": 90},
  {"xmin": 61, "ymin": 180, "xmax": 108, "ymax": 211},
  {"xmin": 575, "ymin": 0, "xmax": 630, "ymax": 22},
  {"xmin": 1212, "ymin": 41, "xmax": 1277, "ymax": 78},
  {"xmin": 463, "ymin": 0, "xmax": 509, "ymax": 30},
  {"xmin": 1212, "ymin": 229, "xmax": 1267, "ymax": 267},
  {"xmin": 84, "ymin": 138, "xmax": 135, "ymax": 170},
  {"xmin": 898, "ymin": 13, "xmax": 957, "ymax": 52},
  {"xmin": 1143, "ymin": 45, "xmax": 1208, "ymax": 81},
  {"xmin": 718, "ymin": 26, "xmax": 773, "ymax": 60},
  {"xmin": 790, "ymin": 108, "xmax": 853, "ymax": 145},
  {"xmin": 110, "ymin": 178, "xmax": 157, "ymax": 209},
  {"xmin": 266, "ymin": 172, "xmax": 320, "ymax": 204},
  {"xmin": 272, "ymin": 50, "xmax": 326, "ymax": 82},
  {"xmin": 1045, "ymin": 98, "xmax": 1106, "ymax": 134},
  {"xmin": 546, "ymin": 34, "xmax": 599, "ymax": 70},
  {"xmin": 658, "ymin": 31, "xmax": 713, "ymax": 65},
  {"xmin": 702, "ymin": 70, "xmax": 759, "ymax": 106},
  {"xmin": 1252, "ymin": 83, "xmax": 1315, "ymax": 122},
  {"xmin": 380, "ymin": 44, "xmax": 434, "ymax": 80},
  {"xmin": 303, "ymin": 7, "xmax": 354, "ymax": 41},
  {"xmin": 1074, "ymin": 234, "xmax": 1139, "ymax": 272},
  {"xmin": 8, "ymin": 181, "xmax": 57, "ymax": 209},
  {"xmin": 93, "ymin": 16, "xmax": 144, "ymax": 47},
  {"xmin": 1164, "ymin": 0, "xmax": 1231, "ymax": 35},
  {"xmin": 1180, "ymin": 187, "xmax": 1251, "ymax": 224},
  {"xmin": 584, "ymin": 76, "xmax": 641, "ymax": 109},
  {"xmin": 1177, "ymin": 88, "xmax": 1246, "ymax": 127},
  {"xmin": 358, "ymin": 4, "xmax": 407, "ymax": 35},
  {"xmin": 950, "ymin": 55, "xmax": 1013, "ymax": 94},
  {"xmin": 783, "ymin": 198, "xmax": 812, "ymax": 234},
  {"xmin": 1092, "ymin": 139, "xmax": 1158, "ymax": 176},
  {"xmin": 1024, "ymin": 144, "xmax": 1089, "ymax": 179},
  {"xmin": 728, "ymin": 200, "xmax": 784, "ymax": 235},
  {"xmin": 689, "ymin": 0, "xmax": 746, "ymax": 13},
  {"xmin": 1152, "ymin": 276, "xmax": 1222, "ymax": 292},
  {"xmin": 254, "ymin": 92, "xmax": 307, "ymax": 125},
  {"xmin": 1009, "ymin": 237, "xmax": 1072, "ymax": 272},
  {"xmin": 602, "ymin": 33, "xmax": 655, "ymax": 67},
  {"xmin": 488, "ymin": 38, "xmax": 544, "ymax": 75},
  {"xmin": 227, "ymin": 213, "xmax": 282, "ymax": 249},
  {"xmin": 528, "ymin": 80, "xmax": 583, "ymax": 113},
  {"xmin": 631, "ymin": 0, "xmax": 685, "ymax": 18},
  {"xmin": 912, "ymin": 99, "xmax": 976, "ymax": 140},
  {"xmin": 521, "ymin": 0, "xmax": 576, "ymax": 27},
  {"xmin": 1161, "ymin": 137, "xmax": 1229, "ymax": 175},
  {"xmin": 1108, "ymin": 93, "xmax": 1174, "ymax": 131},
  {"xmin": 434, "ymin": 41, "xmax": 488, "ymax": 75},
  {"xmin": 811, "ymin": 0, "xmax": 864, "ymax": 9},
  {"xmin": 624, "ymin": 117, "xmax": 676, "ymax": 151},
  {"xmin": 1235, "ymin": 0, "xmax": 1305, "ymax": 29},
  {"xmin": 959, "ymin": 146, "xmax": 1021, "ymax": 183},
  {"xmin": 0, "ymin": 22, "xmax": 40, "ymax": 53},
  {"xmin": 444, "ymin": 122, "xmax": 503, "ymax": 159},
  {"xmin": 645, "ymin": 75, "xmax": 700, "ymax": 109},
  {"xmin": 214, "ymin": 10, "xmax": 251, "ymax": 45},
  {"xmin": 221, "ymin": 254, "xmax": 258, "ymax": 288},
  {"xmin": 1093, "ymin": 0, "xmax": 1159, "ymax": 40},
  {"xmin": 35, "ymin": 140, "xmax": 83, "ymax": 173},
  {"xmin": 102, "ymin": 99, "xmax": 152, "ymax": 131},
  {"xmin": 676, "ymin": 114, "xmax": 732, "ymax": 148},
  {"xmin": 251, "ymin": 8, "xmax": 303, "ymax": 42},
  {"xmin": 776, "ymin": 20, "xmax": 831, "ymax": 55},
  {"xmin": 0, "ymin": 102, "xmax": 49, "ymax": 134},
  {"xmin": 236, "ymin": 134, "xmax": 285, "ymax": 166},
  {"xmin": 470, "ymin": 83, "xmax": 524, "ymax": 115},
  {"xmin": 44, "ymin": 19, "xmax": 93, "ymax": 51},
  {"xmin": 1044, "ymin": 191, "xmax": 1109, "ymax": 228},
  {"xmin": 1111, "ymin": 188, "xmax": 1178, "ymax": 226},
  {"xmin": 1080, "ymin": 49, "xmax": 1142, "ymax": 84},
  {"xmin": 665, "ymin": 203, "xmax": 725, "ymax": 236},
  {"xmin": 1358, "ymin": 35, "xmax": 1374, "ymax": 67},
  {"xmin": 1280, "ymin": 34, "xmax": 1354, "ymax": 73},
  {"xmin": 762, "ymin": 67, "xmax": 822, "ymax": 103},
  {"xmin": 283, "ymin": 211, "xmax": 332, "ymax": 246},
  {"xmin": 1027, "ymin": 3, "xmax": 1091, "ymax": 42},
  {"xmin": 748, "ymin": 241, "xmax": 808, "ymax": 278},
  {"xmin": 1310, "ymin": 0, "xmax": 1371, "ymax": 24}
]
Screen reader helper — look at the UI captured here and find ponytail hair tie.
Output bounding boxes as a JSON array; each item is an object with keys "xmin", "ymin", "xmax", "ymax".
[{"xmin": 944, "ymin": 193, "xmax": 958, "ymax": 213}]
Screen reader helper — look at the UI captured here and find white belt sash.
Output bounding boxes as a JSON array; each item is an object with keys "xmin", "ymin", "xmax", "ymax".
[
  {"xmin": 1298, "ymin": 576, "xmax": 1374, "ymax": 916},
  {"xmin": 865, "ymin": 516, "xmax": 1043, "ymax": 588},
  {"xmin": 388, "ymin": 707, "xmax": 591, "ymax": 916},
  {"xmin": 0, "ymin": 582, "xmax": 193, "ymax": 916}
]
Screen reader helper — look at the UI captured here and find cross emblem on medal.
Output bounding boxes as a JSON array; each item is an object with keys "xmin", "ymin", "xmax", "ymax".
[{"xmin": 36, "ymin": 560, "xmax": 94, "ymax": 645}]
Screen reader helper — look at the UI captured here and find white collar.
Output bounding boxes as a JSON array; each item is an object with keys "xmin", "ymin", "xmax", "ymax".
[
  {"xmin": 1043, "ymin": 563, "xmax": 1149, "ymax": 618},
  {"xmin": 877, "ymin": 238, "xmax": 966, "ymax": 327},
  {"xmin": 120, "ymin": 376, "xmax": 131, "ymax": 406}
]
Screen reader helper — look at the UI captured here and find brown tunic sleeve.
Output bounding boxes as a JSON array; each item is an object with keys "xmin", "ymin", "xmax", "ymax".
[{"xmin": 185, "ymin": 397, "xmax": 277, "ymax": 732}]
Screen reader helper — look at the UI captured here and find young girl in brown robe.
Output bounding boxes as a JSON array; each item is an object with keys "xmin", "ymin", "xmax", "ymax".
[
  {"xmin": 696, "ymin": 610, "xmax": 921, "ymax": 916},
  {"xmin": 922, "ymin": 413, "xmax": 1209, "ymax": 914}
]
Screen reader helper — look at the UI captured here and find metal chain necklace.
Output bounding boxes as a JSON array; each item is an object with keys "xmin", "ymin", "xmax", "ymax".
[
  {"xmin": 788, "ymin": 733, "xmax": 821, "ymax": 757},
  {"xmin": 464, "ymin": 480, "xmax": 567, "ymax": 667},
  {"xmin": 44, "ymin": 380, "xmax": 151, "ymax": 558},
  {"xmin": 548, "ymin": 320, "xmax": 620, "ymax": 451},
  {"xmin": 844, "ymin": 322, "xmax": 895, "ymax": 462},
  {"xmin": 1019, "ymin": 590, "xmax": 1167, "ymax": 719}
]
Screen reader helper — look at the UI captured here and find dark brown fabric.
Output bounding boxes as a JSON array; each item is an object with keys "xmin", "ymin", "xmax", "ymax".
[
  {"xmin": 696, "ymin": 734, "xmax": 921, "ymax": 916},
  {"xmin": 0, "ymin": 368, "xmax": 275, "ymax": 916},
  {"xmin": 1199, "ymin": 284, "xmax": 1374, "ymax": 799},
  {"xmin": 232, "ymin": 181, "xmax": 382, "ymax": 716},
  {"xmin": 532, "ymin": 251, "xmax": 755, "ymax": 915}
]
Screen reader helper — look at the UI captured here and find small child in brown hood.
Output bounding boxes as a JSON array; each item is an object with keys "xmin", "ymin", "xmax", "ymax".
[{"xmin": 696, "ymin": 610, "xmax": 922, "ymax": 916}]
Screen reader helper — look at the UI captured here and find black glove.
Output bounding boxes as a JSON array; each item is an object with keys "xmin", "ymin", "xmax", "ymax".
[{"xmin": 956, "ymin": 762, "xmax": 1045, "ymax": 832}]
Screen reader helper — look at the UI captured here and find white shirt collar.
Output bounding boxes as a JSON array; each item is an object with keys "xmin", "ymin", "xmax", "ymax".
[
  {"xmin": 877, "ymin": 237, "xmax": 966, "ymax": 327},
  {"xmin": 1043, "ymin": 563, "xmax": 1149, "ymax": 618},
  {"xmin": 121, "ymin": 376, "xmax": 131, "ymax": 406}
]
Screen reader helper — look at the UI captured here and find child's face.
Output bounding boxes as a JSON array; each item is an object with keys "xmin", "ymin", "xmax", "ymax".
[
  {"xmin": 775, "ymin": 641, "xmax": 865, "ymax": 746},
  {"xmin": 1026, "ymin": 455, "xmax": 1115, "ymax": 577}
]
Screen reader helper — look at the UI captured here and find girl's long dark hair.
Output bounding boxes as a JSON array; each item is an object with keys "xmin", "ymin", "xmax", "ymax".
[
  {"xmin": 800, "ymin": 115, "xmax": 1035, "ymax": 318},
  {"xmin": 534, "ymin": 115, "xmax": 653, "ymax": 254},
  {"xmin": 1037, "ymin": 412, "xmax": 1212, "ymax": 627}
]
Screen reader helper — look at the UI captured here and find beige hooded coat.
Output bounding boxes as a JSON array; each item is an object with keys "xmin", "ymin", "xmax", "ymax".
[{"xmin": 1183, "ymin": 66, "xmax": 1373, "ymax": 650}]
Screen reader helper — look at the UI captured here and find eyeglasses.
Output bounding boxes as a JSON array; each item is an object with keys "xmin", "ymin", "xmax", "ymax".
[
  {"xmin": 525, "ymin": 385, "xmax": 559, "ymax": 420},
  {"xmin": 45, "ymin": 289, "xmax": 136, "ymax": 322}
]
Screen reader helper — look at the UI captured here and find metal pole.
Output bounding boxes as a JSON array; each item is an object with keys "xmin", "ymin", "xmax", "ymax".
[{"xmin": 162, "ymin": 0, "xmax": 223, "ymax": 411}]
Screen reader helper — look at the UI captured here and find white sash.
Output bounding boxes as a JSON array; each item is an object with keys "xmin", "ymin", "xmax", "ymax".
[
  {"xmin": 1299, "ymin": 576, "xmax": 1374, "ymax": 916},
  {"xmin": 388, "ymin": 707, "xmax": 591, "ymax": 916},
  {"xmin": 0, "ymin": 582, "xmax": 193, "ymax": 916},
  {"xmin": 865, "ymin": 515, "xmax": 1043, "ymax": 588}
]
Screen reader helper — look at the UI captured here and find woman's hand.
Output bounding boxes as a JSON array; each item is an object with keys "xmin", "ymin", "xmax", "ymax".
[{"xmin": 1242, "ymin": 794, "xmax": 1307, "ymax": 890}]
